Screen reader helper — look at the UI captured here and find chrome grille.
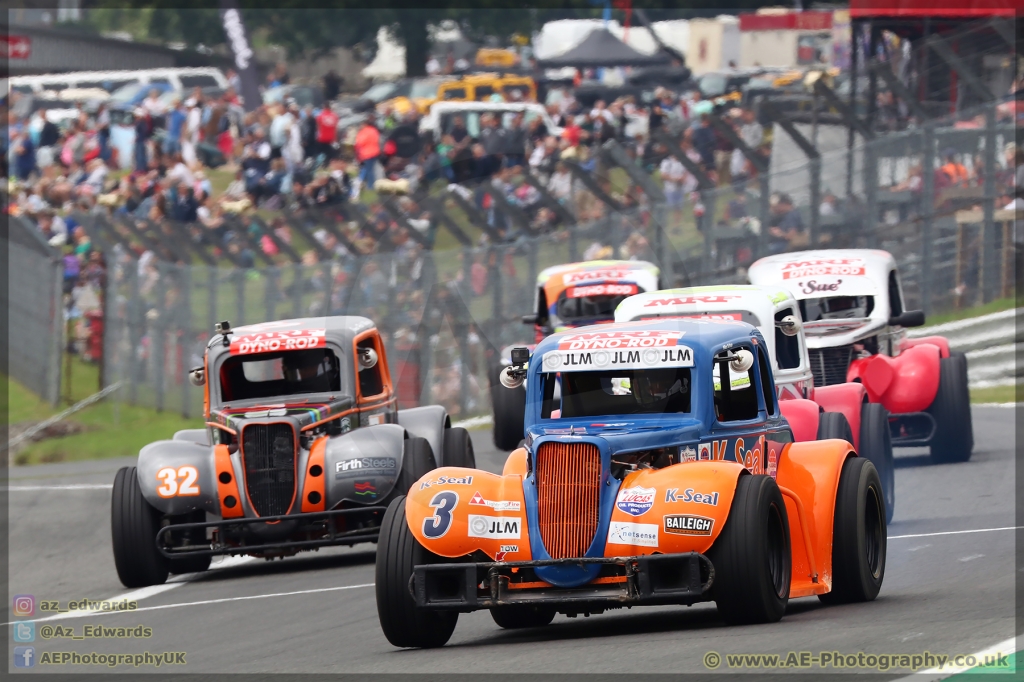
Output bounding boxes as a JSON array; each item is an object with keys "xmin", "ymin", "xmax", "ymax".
[
  {"xmin": 242, "ymin": 423, "xmax": 296, "ymax": 516},
  {"xmin": 809, "ymin": 346, "xmax": 854, "ymax": 387},
  {"xmin": 535, "ymin": 441, "xmax": 601, "ymax": 559}
]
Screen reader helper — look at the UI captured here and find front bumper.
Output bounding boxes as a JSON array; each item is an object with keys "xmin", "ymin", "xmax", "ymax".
[
  {"xmin": 413, "ymin": 552, "xmax": 714, "ymax": 612},
  {"xmin": 155, "ymin": 506, "xmax": 388, "ymax": 558}
]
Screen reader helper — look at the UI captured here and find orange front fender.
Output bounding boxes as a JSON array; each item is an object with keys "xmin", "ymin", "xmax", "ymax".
[
  {"xmin": 777, "ymin": 439, "xmax": 854, "ymax": 597},
  {"xmin": 407, "ymin": 467, "xmax": 529, "ymax": 562}
]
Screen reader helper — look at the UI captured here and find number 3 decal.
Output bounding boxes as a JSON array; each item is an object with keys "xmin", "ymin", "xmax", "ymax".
[
  {"xmin": 156, "ymin": 466, "xmax": 201, "ymax": 497},
  {"xmin": 422, "ymin": 491, "xmax": 458, "ymax": 539}
]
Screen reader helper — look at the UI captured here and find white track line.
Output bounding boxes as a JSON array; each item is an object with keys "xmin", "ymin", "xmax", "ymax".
[
  {"xmin": 5, "ymin": 583, "xmax": 374, "ymax": 625},
  {"xmin": 893, "ymin": 634, "xmax": 1017, "ymax": 681},
  {"xmin": 8, "ymin": 484, "xmax": 113, "ymax": 491},
  {"xmin": 890, "ymin": 526, "xmax": 1022, "ymax": 540},
  {"xmin": 452, "ymin": 414, "xmax": 494, "ymax": 429}
]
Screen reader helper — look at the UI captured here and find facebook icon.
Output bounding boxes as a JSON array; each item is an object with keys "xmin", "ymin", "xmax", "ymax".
[{"xmin": 14, "ymin": 646, "xmax": 35, "ymax": 668}]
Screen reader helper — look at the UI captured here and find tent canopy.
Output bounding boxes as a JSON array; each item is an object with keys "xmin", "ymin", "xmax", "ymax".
[{"xmin": 537, "ymin": 28, "xmax": 672, "ymax": 68}]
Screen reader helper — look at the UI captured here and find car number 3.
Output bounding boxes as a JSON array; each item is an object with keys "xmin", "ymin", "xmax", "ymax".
[
  {"xmin": 156, "ymin": 466, "xmax": 200, "ymax": 497},
  {"xmin": 422, "ymin": 491, "xmax": 458, "ymax": 539}
]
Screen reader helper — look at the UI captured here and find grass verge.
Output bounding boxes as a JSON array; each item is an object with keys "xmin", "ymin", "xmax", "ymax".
[
  {"xmin": 969, "ymin": 384, "xmax": 1019, "ymax": 405},
  {"xmin": 926, "ymin": 298, "xmax": 1017, "ymax": 327},
  {"xmin": 8, "ymin": 359, "xmax": 200, "ymax": 466}
]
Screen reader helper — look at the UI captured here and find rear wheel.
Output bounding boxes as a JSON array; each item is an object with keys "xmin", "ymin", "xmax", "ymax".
[
  {"xmin": 819, "ymin": 457, "xmax": 886, "ymax": 604},
  {"xmin": 491, "ymin": 363, "xmax": 527, "ymax": 451},
  {"xmin": 928, "ymin": 354, "xmax": 973, "ymax": 464},
  {"xmin": 442, "ymin": 427, "xmax": 476, "ymax": 469},
  {"xmin": 817, "ymin": 411, "xmax": 853, "ymax": 442},
  {"xmin": 859, "ymin": 402, "xmax": 895, "ymax": 524},
  {"xmin": 708, "ymin": 474, "xmax": 791, "ymax": 625},
  {"xmin": 111, "ymin": 466, "xmax": 169, "ymax": 588},
  {"xmin": 491, "ymin": 605, "xmax": 556, "ymax": 629},
  {"xmin": 388, "ymin": 436, "xmax": 436, "ymax": 501},
  {"xmin": 375, "ymin": 496, "xmax": 458, "ymax": 648}
]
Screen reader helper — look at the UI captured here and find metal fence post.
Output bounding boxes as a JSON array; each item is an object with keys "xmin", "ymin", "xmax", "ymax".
[
  {"xmin": 920, "ymin": 124, "xmax": 936, "ymax": 316},
  {"xmin": 982, "ymin": 104, "xmax": 997, "ymax": 303}
]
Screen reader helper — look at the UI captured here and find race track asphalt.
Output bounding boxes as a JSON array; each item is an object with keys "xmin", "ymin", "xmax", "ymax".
[{"xmin": 4, "ymin": 406, "xmax": 1017, "ymax": 676}]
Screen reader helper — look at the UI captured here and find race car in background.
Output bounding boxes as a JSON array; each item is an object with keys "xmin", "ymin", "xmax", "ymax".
[
  {"xmin": 110, "ymin": 317, "xmax": 475, "ymax": 588},
  {"xmin": 377, "ymin": 319, "xmax": 886, "ymax": 648},
  {"xmin": 749, "ymin": 249, "xmax": 973, "ymax": 464},
  {"xmin": 615, "ymin": 285, "xmax": 896, "ymax": 522},
  {"xmin": 489, "ymin": 259, "xmax": 660, "ymax": 450}
]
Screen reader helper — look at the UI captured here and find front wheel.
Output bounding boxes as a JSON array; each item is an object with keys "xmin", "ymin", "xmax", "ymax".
[
  {"xmin": 819, "ymin": 457, "xmax": 886, "ymax": 604},
  {"xmin": 387, "ymin": 436, "xmax": 437, "ymax": 504},
  {"xmin": 491, "ymin": 605, "xmax": 555, "ymax": 629},
  {"xmin": 111, "ymin": 466, "xmax": 169, "ymax": 588},
  {"xmin": 708, "ymin": 474, "xmax": 791, "ymax": 625},
  {"xmin": 928, "ymin": 354, "xmax": 973, "ymax": 464},
  {"xmin": 859, "ymin": 402, "xmax": 895, "ymax": 524},
  {"xmin": 491, "ymin": 364, "xmax": 526, "ymax": 451},
  {"xmin": 442, "ymin": 426, "xmax": 476, "ymax": 469},
  {"xmin": 375, "ymin": 497, "xmax": 458, "ymax": 648}
]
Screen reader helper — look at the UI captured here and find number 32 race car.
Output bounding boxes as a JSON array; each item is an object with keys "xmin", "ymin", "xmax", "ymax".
[
  {"xmin": 376, "ymin": 319, "xmax": 886, "ymax": 648},
  {"xmin": 111, "ymin": 317, "xmax": 474, "ymax": 588}
]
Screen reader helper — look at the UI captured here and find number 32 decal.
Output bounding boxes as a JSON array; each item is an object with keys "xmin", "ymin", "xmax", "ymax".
[
  {"xmin": 423, "ymin": 491, "xmax": 458, "ymax": 539},
  {"xmin": 156, "ymin": 466, "xmax": 200, "ymax": 497}
]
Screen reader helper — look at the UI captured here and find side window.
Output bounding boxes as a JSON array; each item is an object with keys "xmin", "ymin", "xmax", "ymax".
[
  {"xmin": 712, "ymin": 350, "xmax": 759, "ymax": 422},
  {"xmin": 774, "ymin": 308, "xmax": 802, "ymax": 370},
  {"xmin": 888, "ymin": 271, "xmax": 903, "ymax": 317},
  {"xmin": 475, "ymin": 85, "xmax": 494, "ymax": 101},
  {"xmin": 180, "ymin": 75, "xmax": 218, "ymax": 88},
  {"xmin": 357, "ymin": 337, "xmax": 384, "ymax": 399},
  {"xmin": 756, "ymin": 346, "xmax": 777, "ymax": 416},
  {"xmin": 442, "ymin": 87, "xmax": 466, "ymax": 100}
]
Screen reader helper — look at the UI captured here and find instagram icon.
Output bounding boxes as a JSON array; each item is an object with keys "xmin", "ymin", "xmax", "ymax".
[{"xmin": 12, "ymin": 595, "xmax": 35, "ymax": 617}]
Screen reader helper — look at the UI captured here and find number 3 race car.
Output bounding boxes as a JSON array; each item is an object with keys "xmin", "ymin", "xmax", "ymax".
[
  {"xmin": 490, "ymin": 260, "xmax": 660, "ymax": 451},
  {"xmin": 614, "ymin": 285, "xmax": 896, "ymax": 522},
  {"xmin": 749, "ymin": 249, "xmax": 973, "ymax": 464},
  {"xmin": 376, "ymin": 319, "xmax": 886, "ymax": 648},
  {"xmin": 111, "ymin": 317, "xmax": 475, "ymax": 588}
]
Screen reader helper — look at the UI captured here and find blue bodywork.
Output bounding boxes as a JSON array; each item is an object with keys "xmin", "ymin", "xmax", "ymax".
[{"xmin": 516, "ymin": 319, "xmax": 793, "ymax": 587}]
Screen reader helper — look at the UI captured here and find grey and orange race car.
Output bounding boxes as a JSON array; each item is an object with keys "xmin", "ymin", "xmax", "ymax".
[{"xmin": 111, "ymin": 316, "xmax": 474, "ymax": 587}]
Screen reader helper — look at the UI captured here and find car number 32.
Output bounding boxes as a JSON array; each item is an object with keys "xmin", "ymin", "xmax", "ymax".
[
  {"xmin": 422, "ymin": 491, "xmax": 458, "ymax": 539},
  {"xmin": 156, "ymin": 466, "xmax": 200, "ymax": 497}
]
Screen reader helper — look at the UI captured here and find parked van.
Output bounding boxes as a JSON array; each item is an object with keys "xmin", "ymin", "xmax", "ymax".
[
  {"xmin": 10, "ymin": 68, "xmax": 228, "ymax": 97},
  {"xmin": 420, "ymin": 101, "xmax": 561, "ymax": 141},
  {"xmin": 436, "ymin": 73, "xmax": 537, "ymax": 103}
]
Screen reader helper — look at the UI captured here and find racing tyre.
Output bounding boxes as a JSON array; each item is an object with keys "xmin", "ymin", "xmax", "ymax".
[
  {"xmin": 491, "ymin": 606, "xmax": 556, "ymax": 629},
  {"xmin": 376, "ymin": 496, "xmax": 459, "ymax": 648},
  {"xmin": 389, "ymin": 437, "xmax": 437, "ymax": 500},
  {"xmin": 928, "ymin": 354, "xmax": 973, "ymax": 464},
  {"xmin": 442, "ymin": 427, "xmax": 476, "ymax": 469},
  {"xmin": 859, "ymin": 402, "xmax": 895, "ymax": 524},
  {"xmin": 111, "ymin": 466, "xmax": 169, "ymax": 588},
  {"xmin": 167, "ymin": 510, "xmax": 212, "ymax": 575},
  {"xmin": 819, "ymin": 457, "xmax": 886, "ymax": 604},
  {"xmin": 709, "ymin": 474, "xmax": 791, "ymax": 625},
  {"xmin": 817, "ymin": 411, "xmax": 853, "ymax": 442},
  {"xmin": 491, "ymin": 363, "xmax": 527, "ymax": 451}
]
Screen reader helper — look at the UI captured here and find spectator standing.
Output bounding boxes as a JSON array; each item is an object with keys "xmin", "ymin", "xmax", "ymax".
[
  {"xmin": 165, "ymin": 99, "xmax": 186, "ymax": 157},
  {"xmin": 659, "ymin": 152, "xmax": 685, "ymax": 223},
  {"xmin": 323, "ymin": 70, "xmax": 342, "ymax": 101},
  {"xmin": 315, "ymin": 105, "xmax": 339, "ymax": 162},
  {"xmin": 133, "ymin": 108, "xmax": 151, "ymax": 171},
  {"xmin": 692, "ymin": 114, "xmax": 716, "ymax": 172},
  {"xmin": 354, "ymin": 118, "xmax": 381, "ymax": 196},
  {"xmin": 182, "ymin": 98, "xmax": 202, "ymax": 167}
]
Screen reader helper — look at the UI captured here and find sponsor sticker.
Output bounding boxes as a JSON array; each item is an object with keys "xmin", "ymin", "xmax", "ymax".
[
  {"xmin": 229, "ymin": 328, "xmax": 326, "ymax": 355},
  {"xmin": 642, "ymin": 294, "xmax": 741, "ymax": 307},
  {"xmin": 419, "ymin": 475, "xmax": 474, "ymax": 490},
  {"xmin": 562, "ymin": 269, "xmax": 636, "ymax": 285},
  {"xmin": 557, "ymin": 329, "xmax": 686, "ymax": 351},
  {"xmin": 495, "ymin": 544, "xmax": 518, "ymax": 561},
  {"xmin": 335, "ymin": 457, "xmax": 397, "ymax": 479},
  {"xmin": 665, "ymin": 488, "xmax": 720, "ymax": 506},
  {"xmin": 566, "ymin": 283, "xmax": 638, "ymax": 299},
  {"xmin": 680, "ymin": 446, "xmax": 697, "ymax": 462},
  {"xmin": 663, "ymin": 514, "xmax": 714, "ymax": 536},
  {"xmin": 541, "ymin": 346, "xmax": 693, "ymax": 373},
  {"xmin": 615, "ymin": 486, "xmax": 656, "ymax": 516},
  {"xmin": 469, "ymin": 491, "xmax": 521, "ymax": 512},
  {"xmin": 781, "ymin": 258, "xmax": 865, "ymax": 280},
  {"xmin": 607, "ymin": 521, "xmax": 659, "ymax": 547},
  {"xmin": 353, "ymin": 481, "xmax": 377, "ymax": 498},
  {"xmin": 698, "ymin": 443, "xmax": 712, "ymax": 461},
  {"xmin": 468, "ymin": 514, "xmax": 521, "ymax": 540}
]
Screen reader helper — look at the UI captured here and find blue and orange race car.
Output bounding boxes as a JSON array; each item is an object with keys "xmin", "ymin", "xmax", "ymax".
[{"xmin": 377, "ymin": 318, "xmax": 886, "ymax": 648}]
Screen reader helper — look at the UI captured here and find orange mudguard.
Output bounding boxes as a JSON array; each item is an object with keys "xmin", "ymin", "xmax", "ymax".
[{"xmin": 776, "ymin": 439, "xmax": 853, "ymax": 597}]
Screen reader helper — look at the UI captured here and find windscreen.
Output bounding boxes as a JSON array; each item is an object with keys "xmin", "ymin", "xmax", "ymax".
[
  {"xmin": 219, "ymin": 349, "xmax": 341, "ymax": 402},
  {"xmin": 800, "ymin": 296, "xmax": 874, "ymax": 322},
  {"xmin": 542, "ymin": 368, "xmax": 691, "ymax": 418},
  {"xmin": 555, "ymin": 285, "xmax": 640, "ymax": 323}
]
